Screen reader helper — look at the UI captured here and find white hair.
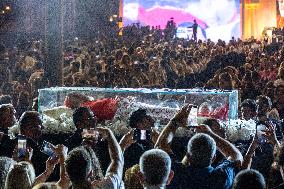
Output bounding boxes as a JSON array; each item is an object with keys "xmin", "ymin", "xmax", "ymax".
[
  {"xmin": 187, "ymin": 133, "xmax": 216, "ymax": 167},
  {"xmin": 140, "ymin": 149, "xmax": 171, "ymax": 186},
  {"xmin": 4, "ymin": 161, "xmax": 35, "ymax": 189},
  {"xmin": 0, "ymin": 157, "xmax": 16, "ymax": 189}
]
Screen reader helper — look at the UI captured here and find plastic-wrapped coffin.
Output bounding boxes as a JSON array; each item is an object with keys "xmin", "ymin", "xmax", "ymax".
[{"xmin": 38, "ymin": 87, "xmax": 238, "ymax": 134}]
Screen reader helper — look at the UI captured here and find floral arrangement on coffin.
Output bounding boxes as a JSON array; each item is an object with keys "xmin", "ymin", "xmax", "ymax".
[
  {"xmin": 8, "ymin": 92, "xmax": 247, "ymax": 139},
  {"xmin": 226, "ymin": 119, "xmax": 256, "ymax": 142},
  {"xmin": 8, "ymin": 111, "xmax": 77, "ymax": 138}
]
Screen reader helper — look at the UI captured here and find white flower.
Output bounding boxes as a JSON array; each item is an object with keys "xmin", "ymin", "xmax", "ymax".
[{"xmin": 226, "ymin": 119, "xmax": 256, "ymax": 142}]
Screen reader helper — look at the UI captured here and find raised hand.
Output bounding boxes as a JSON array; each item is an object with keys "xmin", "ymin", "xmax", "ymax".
[
  {"xmin": 263, "ymin": 121, "xmax": 278, "ymax": 146},
  {"xmin": 119, "ymin": 129, "xmax": 136, "ymax": 152},
  {"xmin": 172, "ymin": 104, "xmax": 193, "ymax": 127}
]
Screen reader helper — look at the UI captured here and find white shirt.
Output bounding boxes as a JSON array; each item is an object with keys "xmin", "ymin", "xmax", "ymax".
[{"xmin": 92, "ymin": 173, "xmax": 125, "ymax": 189}]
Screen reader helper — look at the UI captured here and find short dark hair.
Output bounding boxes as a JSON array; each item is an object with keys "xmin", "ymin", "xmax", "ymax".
[
  {"xmin": 19, "ymin": 111, "xmax": 41, "ymax": 132},
  {"xmin": 0, "ymin": 95, "xmax": 12, "ymax": 105},
  {"xmin": 65, "ymin": 147, "xmax": 91, "ymax": 183},
  {"xmin": 240, "ymin": 99, "xmax": 258, "ymax": 112},
  {"xmin": 233, "ymin": 169, "xmax": 265, "ymax": 189},
  {"xmin": 72, "ymin": 107, "xmax": 94, "ymax": 127},
  {"xmin": 1, "ymin": 83, "xmax": 13, "ymax": 95},
  {"xmin": 129, "ymin": 109, "xmax": 148, "ymax": 128},
  {"xmin": 256, "ymin": 95, "xmax": 272, "ymax": 108},
  {"xmin": 0, "ymin": 43, "xmax": 5, "ymax": 54}
]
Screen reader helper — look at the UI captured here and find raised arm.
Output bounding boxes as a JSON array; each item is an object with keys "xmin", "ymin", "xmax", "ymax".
[
  {"xmin": 242, "ymin": 134, "xmax": 258, "ymax": 169},
  {"xmin": 97, "ymin": 127, "xmax": 124, "ymax": 179},
  {"xmin": 196, "ymin": 125, "xmax": 243, "ymax": 164},
  {"xmin": 56, "ymin": 145, "xmax": 70, "ymax": 189},
  {"xmin": 34, "ymin": 157, "xmax": 58, "ymax": 185},
  {"xmin": 155, "ymin": 104, "xmax": 192, "ymax": 154}
]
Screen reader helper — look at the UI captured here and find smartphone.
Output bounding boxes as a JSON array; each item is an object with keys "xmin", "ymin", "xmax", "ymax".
[
  {"xmin": 257, "ymin": 124, "xmax": 266, "ymax": 144},
  {"xmin": 188, "ymin": 105, "xmax": 198, "ymax": 127},
  {"xmin": 40, "ymin": 141, "xmax": 57, "ymax": 159},
  {"xmin": 18, "ymin": 139, "xmax": 27, "ymax": 159},
  {"xmin": 82, "ymin": 129, "xmax": 99, "ymax": 140},
  {"xmin": 133, "ymin": 129, "xmax": 151, "ymax": 141}
]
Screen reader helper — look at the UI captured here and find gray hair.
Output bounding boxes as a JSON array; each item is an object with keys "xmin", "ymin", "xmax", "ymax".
[
  {"xmin": 233, "ymin": 169, "xmax": 265, "ymax": 189},
  {"xmin": 5, "ymin": 161, "xmax": 36, "ymax": 189},
  {"xmin": 187, "ymin": 133, "xmax": 216, "ymax": 167},
  {"xmin": 0, "ymin": 157, "xmax": 16, "ymax": 189},
  {"xmin": 139, "ymin": 149, "xmax": 171, "ymax": 186}
]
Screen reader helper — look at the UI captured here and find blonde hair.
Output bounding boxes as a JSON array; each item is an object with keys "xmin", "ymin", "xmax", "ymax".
[
  {"xmin": 5, "ymin": 161, "xmax": 35, "ymax": 189},
  {"xmin": 32, "ymin": 183, "xmax": 61, "ymax": 189},
  {"xmin": 124, "ymin": 164, "xmax": 143, "ymax": 189}
]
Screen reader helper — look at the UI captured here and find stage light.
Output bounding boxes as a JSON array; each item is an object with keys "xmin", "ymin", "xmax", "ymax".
[
  {"xmin": 113, "ymin": 14, "xmax": 117, "ymax": 18},
  {"xmin": 5, "ymin": 6, "xmax": 11, "ymax": 11},
  {"xmin": 1, "ymin": 10, "xmax": 5, "ymax": 14}
]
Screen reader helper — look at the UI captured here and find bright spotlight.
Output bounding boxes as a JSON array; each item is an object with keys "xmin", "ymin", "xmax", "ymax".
[{"xmin": 5, "ymin": 6, "xmax": 10, "ymax": 11}]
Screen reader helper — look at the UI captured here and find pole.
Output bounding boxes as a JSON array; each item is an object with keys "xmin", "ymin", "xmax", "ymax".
[{"xmin": 44, "ymin": 0, "xmax": 64, "ymax": 87}]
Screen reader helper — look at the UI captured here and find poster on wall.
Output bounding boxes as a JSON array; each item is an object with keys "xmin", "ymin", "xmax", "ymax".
[{"xmin": 123, "ymin": 0, "xmax": 240, "ymax": 42}]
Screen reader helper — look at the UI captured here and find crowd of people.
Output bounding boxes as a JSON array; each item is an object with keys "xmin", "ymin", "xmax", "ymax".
[{"xmin": 0, "ymin": 22, "xmax": 283, "ymax": 188}]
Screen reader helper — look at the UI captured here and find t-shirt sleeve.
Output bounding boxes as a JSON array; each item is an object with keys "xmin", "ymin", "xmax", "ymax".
[
  {"xmin": 214, "ymin": 160, "xmax": 238, "ymax": 189},
  {"xmin": 168, "ymin": 155, "xmax": 183, "ymax": 189},
  {"xmin": 92, "ymin": 173, "xmax": 124, "ymax": 189}
]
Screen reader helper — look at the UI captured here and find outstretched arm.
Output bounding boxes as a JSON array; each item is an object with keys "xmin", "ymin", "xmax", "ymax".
[
  {"xmin": 155, "ymin": 104, "xmax": 192, "ymax": 154},
  {"xmin": 196, "ymin": 125, "xmax": 243, "ymax": 165},
  {"xmin": 97, "ymin": 127, "xmax": 124, "ymax": 180}
]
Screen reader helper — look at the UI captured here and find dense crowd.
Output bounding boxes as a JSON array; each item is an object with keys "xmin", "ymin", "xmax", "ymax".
[{"xmin": 0, "ymin": 23, "xmax": 284, "ymax": 189}]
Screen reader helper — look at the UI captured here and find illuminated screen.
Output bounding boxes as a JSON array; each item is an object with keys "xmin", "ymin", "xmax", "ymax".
[{"xmin": 123, "ymin": 0, "xmax": 240, "ymax": 42}]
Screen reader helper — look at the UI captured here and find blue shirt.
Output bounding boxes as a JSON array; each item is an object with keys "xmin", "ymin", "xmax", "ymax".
[{"xmin": 168, "ymin": 160, "xmax": 237, "ymax": 189}]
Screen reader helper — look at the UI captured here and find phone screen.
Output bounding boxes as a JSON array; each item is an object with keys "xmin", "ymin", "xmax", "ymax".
[
  {"xmin": 18, "ymin": 139, "xmax": 27, "ymax": 158},
  {"xmin": 41, "ymin": 141, "xmax": 57, "ymax": 158},
  {"xmin": 257, "ymin": 124, "xmax": 266, "ymax": 144},
  {"xmin": 188, "ymin": 106, "xmax": 198, "ymax": 127},
  {"xmin": 133, "ymin": 129, "xmax": 151, "ymax": 141}
]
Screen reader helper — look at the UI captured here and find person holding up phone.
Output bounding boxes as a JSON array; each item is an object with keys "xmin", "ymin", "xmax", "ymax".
[
  {"xmin": 64, "ymin": 106, "xmax": 112, "ymax": 174},
  {"xmin": 10, "ymin": 143, "xmax": 59, "ymax": 187},
  {"xmin": 249, "ymin": 95, "xmax": 284, "ymax": 180},
  {"xmin": 155, "ymin": 104, "xmax": 243, "ymax": 189},
  {"xmin": 0, "ymin": 111, "xmax": 54, "ymax": 178},
  {"xmin": 64, "ymin": 107, "xmax": 98, "ymax": 151},
  {"xmin": 64, "ymin": 127, "xmax": 124, "ymax": 189},
  {"xmin": 119, "ymin": 108, "xmax": 159, "ymax": 172}
]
